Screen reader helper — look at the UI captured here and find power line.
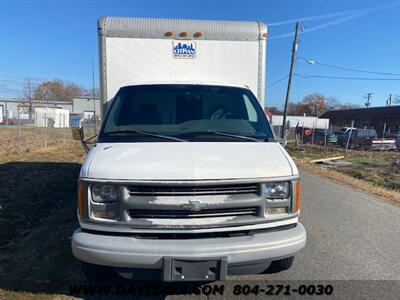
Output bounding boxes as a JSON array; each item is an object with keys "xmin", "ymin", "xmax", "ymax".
[
  {"xmin": 301, "ymin": 58, "xmax": 400, "ymax": 76},
  {"xmin": 294, "ymin": 73, "xmax": 400, "ymax": 81},
  {"xmin": 267, "ymin": 75, "xmax": 289, "ymax": 88}
]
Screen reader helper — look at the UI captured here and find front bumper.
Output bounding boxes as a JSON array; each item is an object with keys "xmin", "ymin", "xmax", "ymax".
[{"xmin": 72, "ymin": 223, "xmax": 306, "ymax": 270}]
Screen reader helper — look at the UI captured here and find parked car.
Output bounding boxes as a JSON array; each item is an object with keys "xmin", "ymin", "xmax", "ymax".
[
  {"xmin": 396, "ymin": 134, "xmax": 400, "ymax": 150},
  {"xmin": 338, "ymin": 128, "xmax": 377, "ymax": 150},
  {"xmin": 302, "ymin": 129, "xmax": 338, "ymax": 145},
  {"xmin": 0, "ymin": 117, "xmax": 16, "ymax": 125},
  {"xmin": 335, "ymin": 127, "xmax": 356, "ymax": 135},
  {"xmin": 371, "ymin": 134, "xmax": 398, "ymax": 151},
  {"xmin": 334, "ymin": 127, "xmax": 355, "ymax": 140}
]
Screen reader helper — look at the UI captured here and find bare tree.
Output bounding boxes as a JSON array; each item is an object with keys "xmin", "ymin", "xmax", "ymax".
[
  {"xmin": 33, "ymin": 79, "xmax": 85, "ymax": 101},
  {"xmin": 287, "ymin": 102, "xmax": 310, "ymax": 116},
  {"xmin": 266, "ymin": 106, "xmax": 283, "ymax": 115},
  {"xmin": 326, "ymin": 96, "xmax": 340, "ymax": 110},
  {"xmin": 22, "ymin": 78, "xmax": 35, "ymax": 119},
  {"xmin": 286, "ymin": 93, "xmax": 361, "ymax": 116},
  {"xmin": 339, "ymin": 102, "xmax": 361, "ymax": 110},
  {"xmin": 81, "ymin": 87, "xmax": 100, "ymax": 97},
  {"xmin": 302, "ymin": 93, "xmax": 328, "ymax": 116}
]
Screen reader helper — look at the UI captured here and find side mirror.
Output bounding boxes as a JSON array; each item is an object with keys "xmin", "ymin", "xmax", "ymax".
[{"xmin": 72, "ymin": 126, "xmax": 90, "ymax": 153}]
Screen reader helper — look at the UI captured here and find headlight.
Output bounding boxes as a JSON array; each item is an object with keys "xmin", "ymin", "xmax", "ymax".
[
  {"xmin": 91, "ymin": 184, "xmax": 118, "ymax": 202},
  {"xmin": 265, "ymin": 182, "xmax": 290, "ymax": 199}
]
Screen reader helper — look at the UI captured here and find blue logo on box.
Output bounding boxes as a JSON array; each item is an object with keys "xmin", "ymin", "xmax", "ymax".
[{"xmin": 173, "ymin": 41, "xmax": 196, "ymax": 59}]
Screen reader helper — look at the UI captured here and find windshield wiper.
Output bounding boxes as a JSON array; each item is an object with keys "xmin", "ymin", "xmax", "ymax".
[
  {"xmin": 105, "ymin": 130, "xmax": 187, "ymax": 142},
  {"xmin": 190, "ymin": 130, "xmax": 263, "ymax": 142}
]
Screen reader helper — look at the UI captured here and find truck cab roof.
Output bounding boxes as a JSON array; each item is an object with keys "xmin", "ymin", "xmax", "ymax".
[{"xmin": 118, "ymin": 81, "xmax": 252, "ymax": 90}]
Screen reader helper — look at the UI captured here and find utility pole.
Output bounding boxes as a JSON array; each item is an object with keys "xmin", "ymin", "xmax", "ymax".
[
  {"xmin": 364, "ymin": 93, "xmax": 373, "ymax": 108},
  {"xmin": 386, "ymin": 94, "xmax": 392, "ymax": 106},
  {"xmin": 281, "ymin": 22, "xmax": 300, "ymax": 140}
]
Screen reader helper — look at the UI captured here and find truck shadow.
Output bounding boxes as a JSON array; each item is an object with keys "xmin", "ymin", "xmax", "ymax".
[
  {"xmin": 0, "ymin": 161, "xmax": 83, "ymax": 295},
  {"xmin": 0, "ymin": 161, "xmax": 220, "ymax": 299}
]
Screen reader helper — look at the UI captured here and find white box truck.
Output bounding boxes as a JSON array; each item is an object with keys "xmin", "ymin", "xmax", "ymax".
[{"xmin": 72, "ymin": 17, "xmax": 306, "ymax": 281}]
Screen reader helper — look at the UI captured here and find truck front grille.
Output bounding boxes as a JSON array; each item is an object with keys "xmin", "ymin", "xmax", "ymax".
[
  {"xmin": 127, "ymin": 183, "xmax": 259, "ymax": 196},
  {"xmin": 129, "ymin": 207, "xmax": 258, "ymax": 219}
]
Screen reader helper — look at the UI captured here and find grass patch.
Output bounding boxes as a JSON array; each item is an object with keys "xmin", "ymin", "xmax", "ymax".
[{"xmin": 287, "ymin": 144, "xmax": 400, "ymax": 204}]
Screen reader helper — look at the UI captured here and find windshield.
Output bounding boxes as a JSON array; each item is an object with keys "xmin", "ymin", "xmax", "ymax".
[{"xmin": 99, "ymin": 84, "xmax": 274, "ymax": 142}]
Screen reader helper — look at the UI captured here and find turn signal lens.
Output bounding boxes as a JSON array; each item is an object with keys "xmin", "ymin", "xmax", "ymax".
[
  {"xmin": 179, "ymin": 31, "xmax": 188, "ymax": 37},
  {"xmin": 164, "ymin": 31, "xmax": 174, "ymax": 37},
  {"xmin": 77, "ymin": 182, "xmax": 85, "ymax": 217},
  {"xmin": 295, "ymin": 180, "xmax": 301, "ymax": 213},
  {"xmin": 193, "ymin": 31, "xmax": 203, "ymax": 37}
]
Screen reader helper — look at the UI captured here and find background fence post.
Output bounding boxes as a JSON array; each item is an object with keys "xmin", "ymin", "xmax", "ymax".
[
  {"xmin": 44, "ymin": 113, "xmax": 48, "ymax": 149},
  {"xmin": 345, "ymin": 120, "xmax": 354, "ymax": 153},
  {"xmin": 311, "ymin": 121, "xmax": 315, "ymax": 145},
  {"xmin": 63, "ymin": 114, "xmax": 66, "ymax": 144},
  {"xmin": 17, "ymin": 109, "xmax": 21, "ymax": 154},
  {"xmin": 380, "ymin": 123, "xmax": 387, "ymax": 153}
]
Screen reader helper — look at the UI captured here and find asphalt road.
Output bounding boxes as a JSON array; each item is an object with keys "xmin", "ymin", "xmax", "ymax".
[{"xmin": 235, "ymin": 171, "xmax": 400, "ymax": 281}]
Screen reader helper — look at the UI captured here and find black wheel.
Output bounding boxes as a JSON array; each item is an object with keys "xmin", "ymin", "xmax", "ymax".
[
  {"xmin": 81, "ymin": 261, "xmax": 119, "ymax": 282},
  {"xmin": 264, "ymin": 256, "xmax": 294, "ymax": 274}
]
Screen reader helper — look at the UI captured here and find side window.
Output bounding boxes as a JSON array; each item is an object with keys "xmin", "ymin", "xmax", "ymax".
[{"xmin": 243, "ymin": 94, "xmax": 258, "ymax": 122}]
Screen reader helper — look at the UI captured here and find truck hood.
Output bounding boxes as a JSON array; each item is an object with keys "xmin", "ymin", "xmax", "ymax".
[{"xmin": 82, "ymin": 142, "xmax": 297, "ymax": 180}]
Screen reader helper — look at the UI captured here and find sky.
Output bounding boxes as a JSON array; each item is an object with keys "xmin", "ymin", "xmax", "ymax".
[{"xmin": 0, "ymin": 0, "xmax": 399, "ymax": 108}]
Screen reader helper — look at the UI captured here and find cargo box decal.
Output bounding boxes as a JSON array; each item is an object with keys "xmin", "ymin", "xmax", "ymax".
[{"xmin": 173, "ymin": 41, "xmax": 196, "ymax": 59}]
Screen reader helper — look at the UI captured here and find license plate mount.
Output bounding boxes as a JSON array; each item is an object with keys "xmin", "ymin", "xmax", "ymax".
[{"xmin": 163, "ymin": 257, "xmax": 227, "ymax": 282}]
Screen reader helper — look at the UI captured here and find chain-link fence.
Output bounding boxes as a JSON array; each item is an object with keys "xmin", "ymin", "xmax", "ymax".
[
  {"xmin": 0, "ymin": 113, "xmax": 73, "ymax": 156},
  {"xmin": 0, "ymin": 107, "xmax": 104, "ymax": 156}
]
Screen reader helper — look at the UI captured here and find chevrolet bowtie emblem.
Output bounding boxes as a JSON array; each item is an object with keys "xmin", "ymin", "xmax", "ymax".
[{"xmin": 183, "ymin": 199, "xmax": 208, "ymax": 211}]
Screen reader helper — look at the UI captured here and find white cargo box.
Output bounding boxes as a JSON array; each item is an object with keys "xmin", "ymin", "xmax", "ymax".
[{"xmin": 98, "ymin": 17, "xmax": 267, "ymax": 116}]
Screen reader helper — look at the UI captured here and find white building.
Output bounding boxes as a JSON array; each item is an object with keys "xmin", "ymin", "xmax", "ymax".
[
  {"xmin": 0, "ymin": 96, "xmax": 100, "ymax": 125},
  {"xmin": 34, "ymin": 107, "xmax": 70, "ymax": 128},
  {"xmin": 72, "ymin": 96, "xmax": 101, "ymax": 119},
  {"xmin": 270, "ymin": 115, "xmax": 330, "ymax": 129}
]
